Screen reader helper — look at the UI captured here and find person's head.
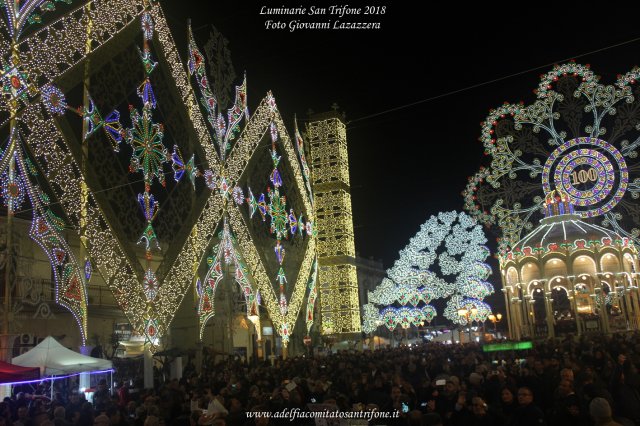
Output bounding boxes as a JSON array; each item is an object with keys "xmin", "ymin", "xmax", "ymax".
[
  {"xmin": 557, "ymin": 379, "xmax": 573, "ymax": 397},
  {"xmin": 469, "ymin": 372, "xmax": 483, "ymax": 387},
  {"xmin": 501, "ymin": 387, "xmax": 514, "ymax": 404},
  {"xmin": 517, "ymin": 387, "xmax": 534, "ymax": 406},
  {"xmin": 54, "ymin": 406, "xmax": 65, "ymax": 419},
  {"xmin": 391, "ymin": 385, "xmax": 402, "ymax": 400},
  {"xmin": 17, "ymin": 406, "xmax": 28, "ymax": 419},
  {"xmin": 560, "ymin": 368, "xmax": 574, "ymax": 382},
  {"xmin": 144, "ymin": 414, "xmax": 160, "ymax": 426},
  {"xmin": 445, "ymin": 377, "xmax": 459, "ymax": 394},
  {"xmin": 533, "ymin": 360, "xmax": 544, "ymax": 373},
  {"xmin": 471, "ymin": 396, "xmax": 487, "ymax": 417},
  {"xmin": 590, "ymin": 397, "xmax": 614, "ymax": 423},
  {"xmin": 94, "ymin": 413, "xmax": 110, "ymax": 426}
]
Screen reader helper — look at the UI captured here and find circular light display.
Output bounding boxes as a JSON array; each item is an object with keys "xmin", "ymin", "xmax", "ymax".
[{"xmin": 542, "ymin": 137, "xmax": 628, "ymax": 217}]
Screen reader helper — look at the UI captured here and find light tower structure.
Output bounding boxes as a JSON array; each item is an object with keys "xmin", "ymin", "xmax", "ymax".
[{"xmin": 307, "ymin": 109, "xmax": 361, "ymax": 336}]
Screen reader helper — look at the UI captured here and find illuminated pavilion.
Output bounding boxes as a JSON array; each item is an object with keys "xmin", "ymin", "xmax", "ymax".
[{"xmin": 500, "ymin": 190, "xmax": 640, "ymax": 339}]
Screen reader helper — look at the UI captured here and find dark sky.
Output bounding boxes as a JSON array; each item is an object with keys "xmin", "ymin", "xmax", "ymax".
[{"xmin": 160, "ymin": 2, "xmax": 640, "ymax": 306}]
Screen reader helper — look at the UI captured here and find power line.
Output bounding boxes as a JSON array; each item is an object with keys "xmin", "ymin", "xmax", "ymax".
[{"xmin": 347, "ymin": 36, "xmax": 640, "ymax": 126}]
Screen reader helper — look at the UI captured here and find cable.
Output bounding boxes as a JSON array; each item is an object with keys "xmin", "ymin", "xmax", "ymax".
[{"xmin": 347, "ymin": 36, "xmax": 640, "ymax": 126}]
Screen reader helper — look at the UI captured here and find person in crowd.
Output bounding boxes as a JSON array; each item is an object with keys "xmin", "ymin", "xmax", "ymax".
[
  {"xmin": 509, "ymin": 386, "xmax": 546, "ymax": 426},
  {"xmin": 9, "ymin": 333, "xmax": 640, "ymax": 425},
  {"xmin": 590, "ymin": 397, "xmax": 623, "ymax": 426},
  {"xmin": 92, "ymin": 380, "xmax": 110, "ymax": 414}
]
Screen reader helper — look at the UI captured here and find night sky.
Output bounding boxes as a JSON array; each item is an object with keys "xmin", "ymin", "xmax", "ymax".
[{"xmin": 160, "ymin": 1, "xmax": 640, "ymax": 308}]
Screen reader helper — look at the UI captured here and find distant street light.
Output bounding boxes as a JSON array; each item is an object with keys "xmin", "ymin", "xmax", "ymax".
[
  {"xmin": 458, "ymin": 306, "xmax": 477, "ymax": 343},
  {"xmin": 487, "ymin": 312, "xmax": 503, "ymax": 334}
]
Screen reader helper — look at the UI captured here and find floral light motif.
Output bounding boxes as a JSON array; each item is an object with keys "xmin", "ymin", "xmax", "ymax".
[
  {"xmin": 143, "ymin": 268, "xmax": 158, "ymax": 302},
  {"xmin": 187, "ymin": 25, "xmax": 248, "ymax": 160},
  {"xmin": 204, "ymin": 169, "xmax": 217, "ymax": 190},
  {"xmin": 104, "ymin": 110, "xmax": 125, "ymax": 150},
  {"xmin": 232, "ymin": 186, "xmax": 244, "ymax": 205},
  {"xmin": 40, "ymin": 84, "xmax": 66, "ymax": 115},
  {"xmin": 1, "ymin": 168, "xmax": 26, "ymax": 213},
  {"xmin": 464, "ymin": 62, "xmax": 640, "ymax": 252},
  {"xmin": 141, "ymin": 12, "xmax": 154, "ymax": 41},
  {"xmin": 84, "ymin": 259, "xmax": 92, "ymax": 281},
  {"xmin": 1, "ymin": 61, "xmax": 36, "ymax": 109},
  {"xmin": 127, "ymin": 107, "xmax": 166, "ymax": 186},
  {"xmin": 171, "ymin": 145, "xmax": 199, "ymax": 189},
  {"xmin": 82, "ymin": 95, "xmax": 103, "ymax": 140}
]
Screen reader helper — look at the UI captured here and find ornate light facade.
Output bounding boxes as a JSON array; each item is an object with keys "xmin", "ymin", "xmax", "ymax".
[
  {"xmin": 307, "ymin": 112, "xmax": 361, "ymax": 335},
  {"xmin": 0, "ymin": 0, "xmax": 318, "ymax": 356},
  {"xmin": 501, "ymin": 191, "xmax": 640, "ymax": 339}
]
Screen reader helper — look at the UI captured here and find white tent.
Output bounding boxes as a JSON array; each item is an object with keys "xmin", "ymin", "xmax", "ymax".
[{"xmin": 12, "ymin": 336, "xmax": 112, "ymax": 376}]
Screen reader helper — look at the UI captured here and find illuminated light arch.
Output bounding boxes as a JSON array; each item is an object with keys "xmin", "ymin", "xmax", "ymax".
[
  {"xmin": 506, "ymin": 267, "xmax": 518, "ymax": 285},
  {"xmin": 547, "ymin": 275, "xmax": 570, "ymax": 293},
  {"xmin": 197, "ymin": 220, "xmax": 258, "ymax": 340},
  {"xmin": 545, "ymin": 258, "xmax": 568, "ymax": 276},
  {"xmin": 600, "ymin": 252, "xmax": 621, "ymax": 273},
  {"xmin": 573, "ymin": 255, "xmax": 598, "ymax": 276},
  {"xmin": 520, "ymin": 262, "xmax": 541, "ymax": 283},
  {"xmin": 623, "ymin": 253, "xmax": 638, "ymax": 274},
  {"xmin": 527, "ymin": 280, "xmax": 545, "ymax": 296},
  {"xmin": 1, "ymin": 0, "xmax": 317, "ymax": 346}
]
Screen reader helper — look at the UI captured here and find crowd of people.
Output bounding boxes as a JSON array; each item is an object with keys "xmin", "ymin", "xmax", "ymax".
[{"xmin": 2, "ymin": 332, "xmax": 640, "ymax": 425}]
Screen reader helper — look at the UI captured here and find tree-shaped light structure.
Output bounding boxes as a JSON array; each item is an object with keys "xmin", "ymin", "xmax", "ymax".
[
  {"xmin": 362, "ymin": 211, "xmax": 493, "ymax": 331},
  {"xmin": 464, "ymin": 63, "xmax": 640, "ymax": 252}
]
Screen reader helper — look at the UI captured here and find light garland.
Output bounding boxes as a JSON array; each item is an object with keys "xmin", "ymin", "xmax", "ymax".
[
  {"xmin": 372, "ymin": 305, "xmax": 436, "ymax": 331},
  {"xmin": 305, "ymin": 258, "xmax": 318, "ymax": 334}
]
